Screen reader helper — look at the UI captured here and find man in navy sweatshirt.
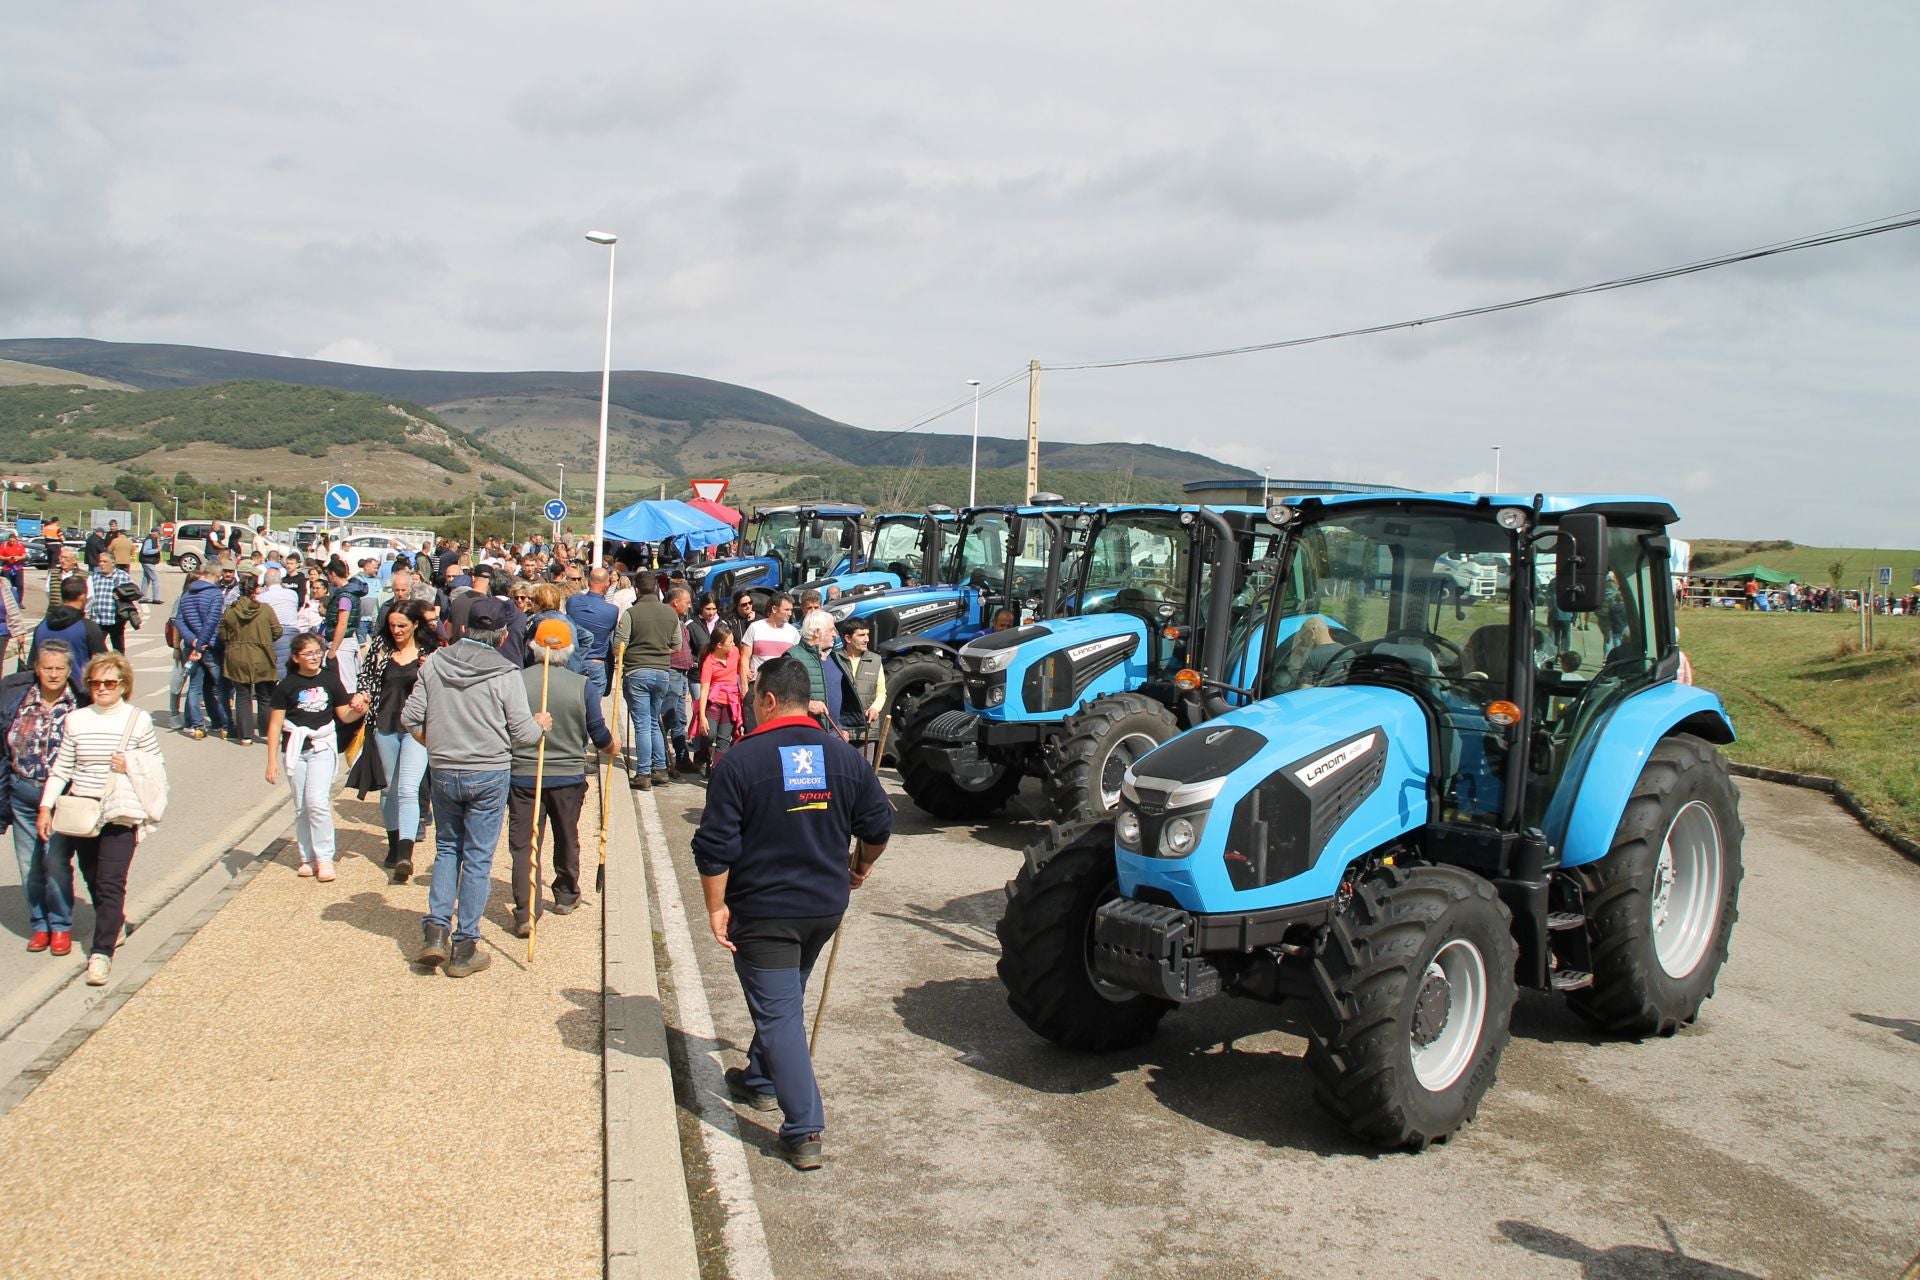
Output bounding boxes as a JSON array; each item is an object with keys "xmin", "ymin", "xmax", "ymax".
[{"xmin": 691, "ymin": 655, "xmax": 891, "ymax": 1171}]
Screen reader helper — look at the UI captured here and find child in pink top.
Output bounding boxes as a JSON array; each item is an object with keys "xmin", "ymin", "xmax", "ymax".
[{"xmin": 694, "ymin": 628, "xmax": 746, "ymax": 776}]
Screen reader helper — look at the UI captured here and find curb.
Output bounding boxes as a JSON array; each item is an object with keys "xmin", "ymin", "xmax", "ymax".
[
  {"xmin": 603, "ymin": 775, "xmax": 700, "ymax": 1280},
  {"xmin": 1729, "ymin": 762, "xmax": 1920, "ymax": 866}
]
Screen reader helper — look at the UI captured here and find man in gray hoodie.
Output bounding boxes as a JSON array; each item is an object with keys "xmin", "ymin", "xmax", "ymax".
[{"xmin": 401, "ymin": 597, "xmax": 552, "ymax": 976}]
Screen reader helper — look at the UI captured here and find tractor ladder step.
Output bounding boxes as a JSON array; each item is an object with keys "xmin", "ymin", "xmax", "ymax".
[
  {"xmin": 1546, "ymin": 912, "xmax": 1585, "ymax": 932},
  {"xmin": 1550, "ymin": 968, "xmax": 1593, "ymax": 992}
]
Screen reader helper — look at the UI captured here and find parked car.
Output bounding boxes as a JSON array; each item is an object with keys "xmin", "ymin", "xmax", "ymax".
[
  {"xmin": 166, "ymin": 520, "xmax": 221, "ymax": 573},
  {"xmin": 26, "ymin": 536, "xmax": 52, "ymax": 569}
]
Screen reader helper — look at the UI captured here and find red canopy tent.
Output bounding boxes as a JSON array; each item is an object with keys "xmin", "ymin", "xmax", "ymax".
[{"xmin": 686, "ymin": 496, "xmax": 741, "ymax": 527}]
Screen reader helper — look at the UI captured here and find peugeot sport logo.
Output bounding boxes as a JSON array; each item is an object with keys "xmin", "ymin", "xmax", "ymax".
[
  {"xmin": 1293, "ymin": 732, "xmax": 1378, "ymax": 788},
  {"xmin": 1066, "ymin": 636, "xmax": 1132, "ymax": 662}
]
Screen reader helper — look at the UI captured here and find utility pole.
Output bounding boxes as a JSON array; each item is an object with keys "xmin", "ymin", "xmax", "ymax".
[
  {"xmin": 1024, "ymin": 359, "xmax": 1041, "ymax": 502},
  {"xmin": 511, "ymin": 500, "xmax": 517, "ymax": 545}
]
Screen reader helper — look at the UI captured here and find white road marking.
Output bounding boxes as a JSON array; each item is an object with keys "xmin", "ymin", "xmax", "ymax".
[{"xmin": 635, "ymin": 789, "xmax": 776, "ymax": 1280}]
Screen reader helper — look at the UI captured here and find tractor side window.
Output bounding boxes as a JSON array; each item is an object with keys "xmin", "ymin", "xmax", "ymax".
[
  {"xmin": 870, "ymin": 521, "xmax": 923, "ymax": 579},
  {"xmin": 949, "ymin": 514, "xmax": 1008, "ymax": 587},
  {"xmin": 1082, "ymin": 515, "xmax": 1188, "ymax": 621}
]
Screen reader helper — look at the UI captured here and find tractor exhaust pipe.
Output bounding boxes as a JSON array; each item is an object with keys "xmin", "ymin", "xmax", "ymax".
[{"xmin": 1195, "ymin": 506, "xmax": 1239, "ymax": 720}]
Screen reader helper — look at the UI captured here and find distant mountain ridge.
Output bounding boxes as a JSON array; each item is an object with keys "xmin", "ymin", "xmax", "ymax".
[{"xmin": 0, "ymin": 337, "xmax": 1255, "ymax": 484}]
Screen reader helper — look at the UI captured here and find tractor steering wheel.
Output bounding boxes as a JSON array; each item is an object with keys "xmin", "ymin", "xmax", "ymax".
[{"xmin": 1380, "ymin": 627, "xmax": 1464, "ymax": 663}]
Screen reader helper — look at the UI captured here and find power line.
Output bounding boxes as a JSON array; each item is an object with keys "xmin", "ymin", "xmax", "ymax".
[{"xmin": 1040, "ymin": 208, "xmax": 1920, "ymax": 372}]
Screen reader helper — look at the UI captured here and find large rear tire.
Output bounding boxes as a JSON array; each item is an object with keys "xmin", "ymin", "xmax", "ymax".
[
  {"xmin": 1570, "ymin": 734, "xmax": 1743, "ymax": 1037},
  {"xmin": 996, "ymin": 818, "xmax": 1174, "ymax": 1050},
  {"xmin": 895, "ymin": 677, "xmax": 1023, "ymax": 820},
  {"xmin": 1039, "ymin": 693, "xmax": 1180, "ymax": 823},
  {"xmin": 1305, "ymin": 864, "xmax": 1517, "ymax": 1150}
]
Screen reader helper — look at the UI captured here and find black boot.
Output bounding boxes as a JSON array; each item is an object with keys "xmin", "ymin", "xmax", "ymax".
[
  {"xmin": 383, "ymin": 830, "xmax": 402, "ymax": 868},
  {"xmin": 391, "ymin": 839, "xmax": 414, "ymax": 884},
  {"xmin": 444, "ymin": 938, "xmax": 491, "ymax": 978},
  {"xmin": 418, "ymin": 921, "xmax": 451, "ymax": 968}
]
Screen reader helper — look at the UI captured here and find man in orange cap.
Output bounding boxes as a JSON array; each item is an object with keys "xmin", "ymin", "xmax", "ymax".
[{"xmin": 507, "ymin": 617, "xmax": 614, "ymax": 934}]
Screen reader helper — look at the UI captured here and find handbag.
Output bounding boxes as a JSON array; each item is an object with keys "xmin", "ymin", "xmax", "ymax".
[
  {"xmin": 344, "ymin": 729, "xmax": 388, "ymax": 799},
  {"xmin": 50, "ymin": 709, "xmax": 142, "ymax": 838}
]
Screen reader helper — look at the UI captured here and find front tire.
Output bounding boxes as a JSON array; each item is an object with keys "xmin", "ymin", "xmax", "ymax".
[
  {"xmin": 1039, "ymin": 693, "xmax": 1180, "ymax": 823},
  {"xmin": 996, "ymin": 818, "xmax": 1174, "ymax": 1050},
  {"xmin": 879, "ymin": 653, "xmax": 954, "ymax": 762},
  {"xmin": 895, "ymin": 678, "xmax": 1022, "ymax": 820},
  {"xmin": 1570, "ymin": 734, "xmax": 1744, "ymax": 1037},
  {"xmin": 1306, "ymin": 865, "xmax": 1517, "ymax": 1150}
]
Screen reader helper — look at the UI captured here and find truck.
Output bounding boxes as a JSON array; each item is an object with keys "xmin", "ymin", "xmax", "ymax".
[{"xmin": 995, "ymin": 492, "xmax": 1742, "ymax": 1150}]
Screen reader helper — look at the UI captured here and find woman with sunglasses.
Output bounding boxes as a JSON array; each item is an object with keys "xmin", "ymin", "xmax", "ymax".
[
  {"xmin": 264, "ymin": 633, "xmax": 367, "ymax": 882},
  {"xmin": 36, "ymin": 653, "xmax": 166, "ymax": 986}
]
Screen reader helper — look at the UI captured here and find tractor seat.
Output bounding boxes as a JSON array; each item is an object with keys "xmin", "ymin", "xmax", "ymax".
[{"xmin": 1112, "ymin": 586, "xmax": 1161, "ymax": 624}]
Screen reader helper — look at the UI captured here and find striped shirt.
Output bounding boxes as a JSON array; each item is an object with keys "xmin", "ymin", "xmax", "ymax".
[{"xmin": 40, "ymin": 702, "xmax": 161, "ymax": 809}]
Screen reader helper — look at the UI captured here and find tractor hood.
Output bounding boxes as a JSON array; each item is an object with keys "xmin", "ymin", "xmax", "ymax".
[
  {"xmin": 699, "ymin": 556, "xmax": 779, "ymax": 596},
  {"xmin": 799, "ymin": 568, "xmax": 902, "ymax": 598},
  {"xmin": 830, "ymin": 583, "xmax": 977, "ymax": 647},
  {"xmin": 957, "ymin": 613, "xmax": 1149, "ymax": 722},
  {"xmin": 1115, "ymin": 684, "xmax": 1434, "ymax": 913}
]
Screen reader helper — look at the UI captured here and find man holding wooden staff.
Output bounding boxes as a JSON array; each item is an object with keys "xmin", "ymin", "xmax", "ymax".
[
  {"xmin": 507, "ymin": 618, "xmax": 615, "ymax": 938},
  {"xmin": 692, "ymin": 655, "xmax": 892, "ymax": 1171}
]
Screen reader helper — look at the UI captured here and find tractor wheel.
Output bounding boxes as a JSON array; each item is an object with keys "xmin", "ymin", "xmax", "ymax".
[
  {"xmin": 879, "ymin": 653, "xmax": 955, "ymax": 762},
  {"xmin": 1305, "ymin": 864, "xmax": 1517, "ymax": 1150},
  {"xmin": 895, "ymin": 677, "xmax": 1023, "ymax": 820},
  {"xmin": 996, "ymin": 818, "xmax": 1174, "ymax": 1050},
  {"xmin": 1039, "ymin": 693, "xmax": 1180, "ymax": 823},
  {"xmin": 1570, "ymin": 734, "xmax": 1744, "ymax": 1038}
]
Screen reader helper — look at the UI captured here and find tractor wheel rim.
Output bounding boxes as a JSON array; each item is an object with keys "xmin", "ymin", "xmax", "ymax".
[
  {"xmin": 1653, "ymin": 799, "xmax": 1722, "ymax": 978},
  {"xmin": 1410, "ymin": 938, "xmax": 1487, "ymax": 1092},
  {"xmin": 1098, "ymin": 731, "xmax": 1162, "ymax": 811}
]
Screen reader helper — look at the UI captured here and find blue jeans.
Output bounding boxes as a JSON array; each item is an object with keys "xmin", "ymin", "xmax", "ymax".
[
  {"xmin": 182, "ymin": 652, "xmax": 223, "ymax": 731},
  {"xmin": 734, "ymin": 955, "xmax": 828, "ymax": 1142},
  {"xmin": 582, "ymin": 656, "xmax": 609, "ymax": 703},
  {"xmin": 374, "ymin": 729, "xmax": 432, "ymax": 840},
  {"xmin": 8, "ymin": 774, "xmax": 67, "ymax": 933},
  {"xmin": 623, "ymin": 668, "xmax": 675, "ymax": 774},
  {"xmin": 271, "ymin": 632, "xmax": 292, "ymax": 683},
  {"xmin": 426, "ymin": 768, "xmax": 509, "ymax": 941},
  {"xmin": 140, "ymin": 563, "xmax": 160, "ymax": 601},
  {"xmin": 288, "ymin": 739, "xmax": 338, "ymax": 865}
]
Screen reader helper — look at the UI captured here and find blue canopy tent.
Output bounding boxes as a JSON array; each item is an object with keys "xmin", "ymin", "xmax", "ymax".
[{"xmin": 601, "ymin": 498, "xmax": 735, "ymax": 550}]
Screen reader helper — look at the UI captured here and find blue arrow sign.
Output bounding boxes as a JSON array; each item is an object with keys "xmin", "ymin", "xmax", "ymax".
[
  {"xmin": 325, "ymin": 483, "xmax": 361, "ymax": 519},
  {"xmin": 543, "ymin": 498, "xmax": 568, "ymax": 523}
]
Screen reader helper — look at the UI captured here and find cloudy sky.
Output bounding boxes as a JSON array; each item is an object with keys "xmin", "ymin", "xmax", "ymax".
[{"xmin": 7, "ymin": 2, "xmax": 1918, "ymax": 544}]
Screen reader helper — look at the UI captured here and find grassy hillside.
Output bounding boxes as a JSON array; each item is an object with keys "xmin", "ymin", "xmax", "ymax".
[
  {"xmin": 0, "ymin": 358, "xmax": 133, "ymax": 391},
  {"xmin": 1684, "ymin": 609, "xmax": 1920, "ymax": 843},
  {"xmin": 1691, "ymin": 538, "xmax": 1920, "ymax": 591}
]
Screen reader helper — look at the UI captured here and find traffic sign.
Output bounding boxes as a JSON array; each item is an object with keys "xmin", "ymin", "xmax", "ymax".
[
  {"xmin": 325, "ymin": 483, "xmax": 361, "ymax": 520},
  {"xmin": 691, "ymin": 478, "xmax": 729, "ymax": 503},
  {"xmin": 543, "ymin": 498, "xmax": 568, "ymax": 523},
  {"xmin": 1878, "ymin": 566, "xmax": 1893, "ymax": 587}
]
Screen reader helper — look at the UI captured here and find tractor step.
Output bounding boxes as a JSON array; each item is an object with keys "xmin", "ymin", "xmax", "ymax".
[
  {"xmin": 1546, "ymin": 911, "xmax": 1585, "ymax": 932},
  {"xmin": 1550, "ymin": 968, "xmax": 1593, "ymax": 992}
]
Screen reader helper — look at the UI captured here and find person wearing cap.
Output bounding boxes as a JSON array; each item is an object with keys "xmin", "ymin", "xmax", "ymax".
[
  {"xmin": 507, "ymin": 618, "xmax": 614, "ymax": 934},
  {"xmin": 401, "ymin": 594, "xmax": 551, "ymax": 977}
]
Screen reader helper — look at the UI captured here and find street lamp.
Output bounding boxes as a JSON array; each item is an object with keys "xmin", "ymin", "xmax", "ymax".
[
  {"xmin": 966, "ymin": 379, "xmax": 982, "ymax": 507},
  {"xmin": 586, "ymin": 230, "xmax": 618, "ymax": 567},
  {"xmin": 1491, "ymin": 445, "xmax": 1502, "ymax": 493}
]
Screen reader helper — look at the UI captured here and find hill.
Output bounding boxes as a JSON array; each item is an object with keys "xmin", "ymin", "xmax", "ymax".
[
  {"xmin": 1692, "ymin": 538, "xmax": 1920, "ymax": 592},
  {"xmin": 0, "ymin": 338, "xmax": 1254, "ymax": 491}
]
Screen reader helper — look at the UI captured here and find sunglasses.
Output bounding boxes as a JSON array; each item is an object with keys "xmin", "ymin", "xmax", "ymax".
[{"xmin": 86, "ymin": 678, "xmax": 122, "ymax": 689}]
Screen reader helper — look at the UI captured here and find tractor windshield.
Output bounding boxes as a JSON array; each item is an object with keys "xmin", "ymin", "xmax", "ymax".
[
  {"xmin": 869, "ymin": 517, "xmax": 928, "ymax": 583},
  {"xmin": 1080, "ymin": 512, "xmax": 1192, "ymax": 621},
  {"xmin": 944, "ymin": 511, "xmax": 1062, "ymax": 611},
  {"xmin": 748, "ymin": 511, "xmax": 858, "ymax": 580},
  {"xmin": 746, "ymin": 511, "xmax": 802, "ymax": 560}
]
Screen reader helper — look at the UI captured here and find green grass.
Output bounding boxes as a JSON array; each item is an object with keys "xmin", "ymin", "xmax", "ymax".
[
  {"xmin": 1683, "ymin": 608, "xmax": 1920, "ymax": 842},
  {"xmin": 1692, "ymin": 538, "xmax": 1920, "ymax": 591}
]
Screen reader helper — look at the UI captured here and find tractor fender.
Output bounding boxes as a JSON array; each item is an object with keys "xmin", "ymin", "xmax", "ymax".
[
  {"xmin": 990, "ymin": 614, "xmax": 1150, "ymax": 724},
  {"xmin": 1544, "ymin": 682, "xmax": 1736, "ymax": 869},
  {"xmin": 1116, "ymin": 685, "xmax": 1433, "ymax": 914}
]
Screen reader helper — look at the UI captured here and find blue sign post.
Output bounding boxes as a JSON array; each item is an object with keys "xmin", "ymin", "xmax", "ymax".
[
  {"xmin": 325, "ymin": 483, "xmax": 362, "ymax": 521},
  {"xmin": 543, "ymin": 498, "xmax": 568, "ymax": 524}
]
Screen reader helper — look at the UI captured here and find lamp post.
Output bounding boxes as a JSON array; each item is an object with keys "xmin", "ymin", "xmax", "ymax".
[
  {"xmin": 1491, "ymin": 446, "xmax": 1502, "ymax": 493},
  {"xmin": 586, "ymin": 230, "xmax": 618, "ymax": 567},
  {"xmin": 966, "ymin": 378, "xmax": 982, "ymax": 507}
]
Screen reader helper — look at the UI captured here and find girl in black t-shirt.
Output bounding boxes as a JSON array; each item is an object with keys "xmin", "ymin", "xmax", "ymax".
[{"xmin": 264, "ymin": 633, "xmax": 366, "ymax": 882}]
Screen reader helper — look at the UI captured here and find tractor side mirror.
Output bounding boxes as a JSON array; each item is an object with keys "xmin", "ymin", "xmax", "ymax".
[
  {"xmin": 1555, "ymin": 514, "xmax": 1609, "ymax": 613},
  {"xmin": 809, "ymin": 519, "xmax": 826, "ymax": 540}
]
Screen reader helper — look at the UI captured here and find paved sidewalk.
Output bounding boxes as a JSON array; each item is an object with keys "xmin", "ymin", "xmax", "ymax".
[{"xmin": 0, "ymin": 785, "xmax": 605, "ymax": 1278}]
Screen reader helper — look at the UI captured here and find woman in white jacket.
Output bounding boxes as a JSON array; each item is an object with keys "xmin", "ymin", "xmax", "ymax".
[{"xmin": 37, "ymin": 652, "xmax": 166, "ymax": 986}]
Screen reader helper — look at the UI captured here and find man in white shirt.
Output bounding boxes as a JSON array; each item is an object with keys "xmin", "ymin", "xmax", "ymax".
[
  {"xmin": 739, "ymin": 592, "xmax": 799, "ymax": 731},
  {"xmin": 257, "ymin": 568, "xmax": 300, "ymax": 680}
]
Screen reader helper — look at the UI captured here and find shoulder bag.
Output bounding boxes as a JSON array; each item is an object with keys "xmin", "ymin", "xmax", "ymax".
[{"xmin": 51, "ymin": 711, "xmax": 140, "ymax": 838}]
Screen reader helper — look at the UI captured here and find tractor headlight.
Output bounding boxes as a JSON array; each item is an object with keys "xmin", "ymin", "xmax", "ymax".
[
  {"xmin": 827, "ymin": 600, "xmax": 856, "ymax": 621},
  {"xmin": 985, "ymin": 684, "xmax": 1005, "ymax": 707},
  {"xmin": 1160, "ymin": 816, "xmax": 1199, "ymax": 856},
  {"xmin": 1115, "ymin": 808, "xmax": 1143, "ymax": 852},
  {"xmin": 971, "ymin": 646, "xmax": 1017, "ymax": 674}
]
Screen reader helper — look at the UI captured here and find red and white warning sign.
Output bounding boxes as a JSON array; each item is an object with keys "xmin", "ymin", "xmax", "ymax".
[{"xmin": 690, "ymin": 478, "xmax": 730, "ymax": 503}]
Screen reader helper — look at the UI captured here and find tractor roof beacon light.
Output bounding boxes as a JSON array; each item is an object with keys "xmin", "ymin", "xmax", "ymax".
[{"xmin": 1496, "ymin": 506, "xmax": 1529, "ymax": 532}]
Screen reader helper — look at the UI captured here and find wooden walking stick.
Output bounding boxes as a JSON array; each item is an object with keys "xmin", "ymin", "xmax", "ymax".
[
  {"xmin": 809, "ymin": 843, "xmax": 862, "ymax": 1055},
  {"xmin": 528, "ymin": 655, "xmax": 552, "ymax": 964}
]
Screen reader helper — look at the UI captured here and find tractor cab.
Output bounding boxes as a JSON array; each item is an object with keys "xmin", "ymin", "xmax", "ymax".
[
  {"xmin": 797, "ymin": 506, "xmax": 956, "ymax": 600},
  {"xmin": 698, "ymin": 502, "xmax": 866, "ymax": 606}
]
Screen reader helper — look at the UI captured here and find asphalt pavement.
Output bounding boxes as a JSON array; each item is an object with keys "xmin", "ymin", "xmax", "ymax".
[{"xmin": 646, "ymin": 773, "xmax": 1920, "ymax": 1279}]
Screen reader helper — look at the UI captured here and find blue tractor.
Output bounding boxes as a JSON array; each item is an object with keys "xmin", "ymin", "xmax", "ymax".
[
  {"xmin": 796, "ymin": 507, "xmax": 957, "ymax": 600},
  {"xmin": 895, "ymin": 504, "xmax": 1283, "ymax": 822},
  {"xmin": 822, "ymin": 500, "xmax": 1083, "ymax": 734},
  {"xmin": 688, "ymin": 502, "xmax": 868, "ymax": 608},
  {"xmin": 995, "ymin": 493, "xmax": 1743, "ymax": 1150}
]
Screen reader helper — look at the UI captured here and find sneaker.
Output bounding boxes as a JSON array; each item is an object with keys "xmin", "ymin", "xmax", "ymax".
[
  {"xmin": 315, "ymin": 862, "xmax": 336, "ymax": 883},
  {"xmin": 724, "ymin": 1067, "xmax": 779, "ymax": 1112},
  {"xmin": 297, "ymin": 862, "xmax": 316, "ymax": 878},
  {"xmin": 444, "ymin": 938, "xmax": 491, "ymax": 977},
  {"xmin": 49, "ymin": 932, "xmax": 71, "ymax": 957},
  {"xmin": 187, "ymin": 728, "xmax": 207, "ymax": 741},
  {"xmin": 85, "ymin": 953, "xmax": 112, "ymax": 986},
  {"xmin": 779, "ymin": 1132, "xmax": 824, "ymax": 1171},
  {"xmin": 27, "ymin": 931, "xmax": 50, "ymax": 953},
  {"xmin": 418, "ymin": 922, "xmax": 452, "ymax": 968}
]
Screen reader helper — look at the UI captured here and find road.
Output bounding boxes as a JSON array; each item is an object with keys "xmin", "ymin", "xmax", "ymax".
[
  {"xmin": 0, "ymin": 566, "xmax": 288, "ymax": 1030},
  {"xmin": 647, "ymin": 773, "xmax": 1920, "ymax": 1279}
]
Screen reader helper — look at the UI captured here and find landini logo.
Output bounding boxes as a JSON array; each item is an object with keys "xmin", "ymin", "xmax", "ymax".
[{"xmin": 1293, "ymin": 733, "xmax": 1378, "ymax": 788}]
